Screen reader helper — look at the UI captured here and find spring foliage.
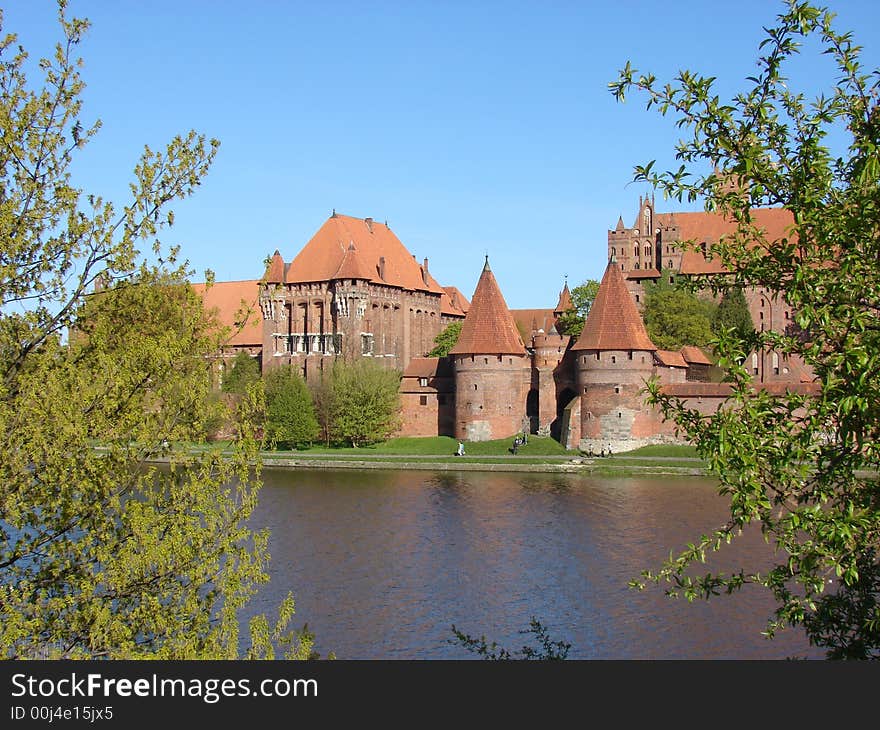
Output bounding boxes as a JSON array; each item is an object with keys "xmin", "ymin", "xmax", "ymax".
[
  {"xmin": 0, "ymin": 2, "xmax": 308, "ymax": 658},
  {"xmin": 612, "ymin": 0, "xmax": 880, "ymax": 657}
]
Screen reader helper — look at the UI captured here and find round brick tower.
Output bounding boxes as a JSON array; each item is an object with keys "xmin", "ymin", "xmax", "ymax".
[
  {"xmin": 571, "ymin": 258, "xmax": 658, "ymax": 452},
  {"xmin": 449, "ymin": 258, "xmax": 530, "ymax": 442}
]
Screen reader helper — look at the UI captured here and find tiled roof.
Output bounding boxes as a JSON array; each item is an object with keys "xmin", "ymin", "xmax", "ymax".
[
  {"xmin": 332, "ymin": 242, "xmax": 376, "ymax": 281},
  {"xmin": 554, "ymin": 283, "xmax": 572, "ymax": 313},
  {"xmin": 449, "ymin": 259, "xmax": 527, "ymax": 356},
  {"xmin": 264, "ymin": 250, "xmax": 285, "ymax": 283},
  {"xmin": 284, "ymin": 214, "xmax": 445, "ymax": 294},
  {"xmin": 191, "ymin": 280, "xmax": 262, "ymax": 347},
  {"xmin": 402, "ymin": 357, "xmax": 453, "ymax": 379},
  {"xmin": 572, "ymin": 260, "xmax": 656, "ymax": 352},
  {"xmin": 423, "ymin": 271, "xmax": 466, "ymax": 317},
  {"xmin": 680, "ymin": 345, "xmax": 712, "ymax": 365},
  {"xmin": 511, "ymin": 308, "xmax": 556, "ymax": 336},
  {"xmin": 443, "ymin": 286, "xmax": 470, "ymax": 314},
  {"xmin": 658, "ymin": 207, "xmax": 794, "ymax": 275},
  {"xmin": 655, "ymin": 349, "xmax": 688, "ymax": 368}
]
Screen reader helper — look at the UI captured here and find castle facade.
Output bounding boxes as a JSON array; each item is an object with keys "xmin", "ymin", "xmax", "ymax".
[{"xmin": 199, "ymin": 205, "xmax": 815, "ymax": 451}]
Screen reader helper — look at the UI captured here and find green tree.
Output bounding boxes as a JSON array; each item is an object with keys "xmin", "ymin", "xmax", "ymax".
[
  {"xmin": 263, "ymin": 367, "xmax": 319, "ymax": 449},
  {"xmin": 222, "ymin": 350, "xmax": 261, "ymax": 394},
  {"xmin": 642, "ymin": 275, "xmax": 716, "ymax": 350},
  {"xmin": 712, "ymin": 286, "xmax": 754, "ymax": 342},
  {"xmin": 0, "ymin": 3, "xmax": 308, "ymax": 658},
  {"xmin": 555, "ymin": 279, "xmax": 600, "ymax": 338},
  {"xmin": 330, "ymin": 359, "xmax": 402, "ymax": 447},
  {"xmin": 428, "ymin": 321, "xmax": 462, "ymax": 357},
  {"xmin": 613, "ymin": 0, "xmax": 880, "ymax": 657}
]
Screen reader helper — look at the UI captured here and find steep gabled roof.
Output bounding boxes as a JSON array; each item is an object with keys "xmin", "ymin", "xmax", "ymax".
[
  {"xmin": 284, "ymin": 214, "xmax": 444, "ymax": 294},
  {"xmin": 449, "ymin": 259, "xmax": 527, "ymax": 356},
  {"xmin": 191, "ymin": 280, "xmax": 262, "ymax": 347},
  {"xmin": 572, "ymin": 259, "xmax": 656, "ymax": 351},
  {"xmin": 510, "ymin": 308, "xmax": 555, "ymax": 336},
  {"xmin": 657, "ymin": 207, "xmax": 794, "ymax": 275}
]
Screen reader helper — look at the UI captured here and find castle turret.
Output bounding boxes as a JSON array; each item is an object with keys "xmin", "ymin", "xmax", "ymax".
[
  {"xmin": 449, "ymin": 258, "xmax": 530, "ymax": 441},
  {"xmin": 570, "ymin": 257, "xmax": 658, "ymax": 451}
]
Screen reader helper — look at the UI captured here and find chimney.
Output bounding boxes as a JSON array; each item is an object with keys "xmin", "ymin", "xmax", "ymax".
[
  {"xmin": 365, "ymin": 217, "xmax": 373, "ymax": 233},
  {"xmin": 423, "ymin": 257, "xmax": 429, "ymax": 272},
  {"xmin": 378, "ymin": 256, "xmax": 386, "ymax": 280}
]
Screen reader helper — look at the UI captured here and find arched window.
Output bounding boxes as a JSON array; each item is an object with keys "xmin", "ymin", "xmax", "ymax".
[{"xmin": 633, "ymin": 246, "xmax": 638, "ymax": 257}]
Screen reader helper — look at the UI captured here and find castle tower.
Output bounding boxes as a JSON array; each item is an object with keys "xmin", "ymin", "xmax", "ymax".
[
  {"xmin": 449, "ymin": 257, "xmax": 530, "ymax": 442},
  {"xmin": 553, "ymin": 279, "xmax": 573, "ymax": 319},
  {"xmin": 570, "ymin": 257, "xmax": 658, "ymax": 451}
]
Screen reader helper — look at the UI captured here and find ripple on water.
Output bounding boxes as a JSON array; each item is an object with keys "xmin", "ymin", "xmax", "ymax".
[{"xmin": 245, "ymin": 468, "xmax": 823, "ymax": 659}]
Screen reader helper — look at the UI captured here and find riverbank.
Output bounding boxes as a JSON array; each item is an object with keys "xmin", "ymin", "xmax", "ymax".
[{"xmin": 259, "ymin": 453, "xmax": 709, "ymax": 476}]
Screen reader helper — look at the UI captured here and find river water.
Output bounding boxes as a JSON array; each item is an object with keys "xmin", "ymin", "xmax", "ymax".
[{"xmin": 244, "ymin": 467, "xmax": 824, "ymax": 659}]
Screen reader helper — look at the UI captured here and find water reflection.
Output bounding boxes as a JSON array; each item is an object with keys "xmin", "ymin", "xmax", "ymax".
[{"xmin": 245, "ymin": 468, "xmax": 823, "ymax": 659}]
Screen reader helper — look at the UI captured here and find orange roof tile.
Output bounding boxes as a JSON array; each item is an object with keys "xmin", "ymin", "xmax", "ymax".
[
  {"xmin": 655, "ymin": 349, "xmax": 688, "ymax": 368},
  {"xmin": 680, "ymin": 345, "xmax": 711, "ymax": 365},
  {"xmin": 443, "ymin": 286, "xmax": 470, "ymax": 314},
  {"xmin": 554, "ymin": 282, "xmax": 572, "ymax": 313},
  {"xmin": 191, "ymin": 280, "xmax": 262, "ymax": 347},
  {"xmin": 658, "ymin": 207, "xmax": 794, "ymax": 275},
  {"xmin": 284, "ymin": 214, "xmax": 445, "ymax": 294},
  {"xmin": 264, "ymin": 250, "xmax": 285, "ymax": 284},
  {"xmin": 449, "ymin": 259, "xmax": 527, "ymax": 356},
  {"xmin": 572, "ymin": 259, "xmax": 656, "ymax": 351},
  {"xmin": 332, "ymin": 241, "xmax": 376, "ymax": 281},
  {"xmin": 402, "ymin": 357, "xmax": 453, "ymax": 379},
  {"xmin": 423, "ymin": 270, "xmax": 466, "ymax": 317},
  {"xmin": 511, "ymin": 308, "xmax": 556, "ymax": 336}
]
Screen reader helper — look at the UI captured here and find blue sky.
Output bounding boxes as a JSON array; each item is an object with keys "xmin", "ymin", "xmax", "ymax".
[{"xmin": 4, "ymin": 0, "xmax": 879, "ymax": 308}]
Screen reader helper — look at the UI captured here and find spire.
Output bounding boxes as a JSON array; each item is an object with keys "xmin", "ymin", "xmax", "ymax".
[
  {"xmin": 263, "ymin": 249, "xmax": 285, "ymax": 284},
  {"xmin": 571, "ymin": 258, "xmax": 656, "ymax": 352},
  {"xmin": 449, "ymin": 260, "xmax": 526, "ymax": 356},
  {"xmin": 615, "ymin": 216, "xmax": 625, "ymax": 231},
  {"xmin": 554, "ymin": 279, "xmax": 573, "ymax": 314}
]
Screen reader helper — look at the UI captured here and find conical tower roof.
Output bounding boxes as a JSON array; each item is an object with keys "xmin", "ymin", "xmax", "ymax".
[
  {"xmin": 449, "ymin": 258, "xmax": 527, "ymax": 356},
  {"xmin": 572, "ymin": 259, "xmax": 656, "ymax": 351},
  {"xmin": 554, "ymin": 280, "xmax": 572, "ymax": 314},
  {"xmin": 263, "ymin": 250, "xmax": 285, "ymax": 284}
]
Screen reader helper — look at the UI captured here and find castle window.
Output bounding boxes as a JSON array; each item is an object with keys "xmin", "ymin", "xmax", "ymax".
[
  {"xmin": 628, "ymin": 351, "xmax": 633, "ymax": 360},
  {"xmin": 667, "ymin": 260, "xmax": 672, "ymax": 268},
  {"xmin": 361, "ymin": 333, "xmax": 374, "ymax": 355},
  {"xmin": 618, "ymin": 412, "xmax": 622, "ymax": 418},
  {"xmin": 634, "ymin": 262, "xmax": 640, "ymax": 270},
  {"xmin": 473, "ymin": 384, "xmax": 477, "ymax": 390},
  {"xmin": 596, "ymin": 353, "xmax": 600, "ymax": 360},
  {"xmin": 635, "ymin": 294, "xmax": 640, "ymax": 303},
  {"xmin": 497, "ymin": 355, "xmax": 502, "ymax": 362},
  {"xmin": 419, "ymin": 396, "xmax": 428, "ymax": 406},
  {"xmin": 611, "ymin": 356, "xmax": 616, "ymax": 363},
  {"xmin": 645, "ymin": 245, "xmax": 651, "ymax": 256},
  {"xmin": 634, "ymin": 247, "xmax": 638, "ymax": 257},
  {"xmin": 419, "ymin": 377, "xmax": 428, "ymax": 387},
  {"xmin": 614, "ymin": 386, "xmax": 620, "ymax": 394},
  {"xmin": 484, "ymin": 358, "xmax": 488, "ymax": 364},
  {"xmin": 612, "ymin": 247, "xmax": 616, "ymax": 257}
]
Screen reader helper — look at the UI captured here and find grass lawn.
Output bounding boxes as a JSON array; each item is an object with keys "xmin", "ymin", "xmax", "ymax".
[
  {"xmin": 615, "ymin": 444, "xmax": 700, "ymax": 458},
  {"xmin": 274, "ymin": 435, "xmax": 572, "ymax": 457}
]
